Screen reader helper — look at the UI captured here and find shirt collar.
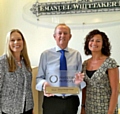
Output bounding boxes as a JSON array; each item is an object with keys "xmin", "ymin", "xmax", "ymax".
[{"xmin": 55, "ymin": 45, "xmax": 69, "ymax": 52}]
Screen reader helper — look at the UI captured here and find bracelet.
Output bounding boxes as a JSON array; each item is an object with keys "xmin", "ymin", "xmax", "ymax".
[{"xmin": 81, "ymin": 104, "xmax": 85, "ymax": 107}]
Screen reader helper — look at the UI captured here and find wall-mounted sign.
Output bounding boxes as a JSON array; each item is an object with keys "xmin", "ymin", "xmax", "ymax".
[
  {"xmin": 23, "ymin": 0, "xmax": 120, "ymax": 28},
  {"xmin": 30, "ymin": 0, "xmax": 120, "ymax": 17}
]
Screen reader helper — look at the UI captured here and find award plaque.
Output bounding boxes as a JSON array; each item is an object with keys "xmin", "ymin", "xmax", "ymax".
[
  {"xmin": 45, "ymin": 70, "xmax": 80, "ymax": 94},
  {"xmin": 46, "ymin": 86, "xmax": 80, "ymax": 94}
]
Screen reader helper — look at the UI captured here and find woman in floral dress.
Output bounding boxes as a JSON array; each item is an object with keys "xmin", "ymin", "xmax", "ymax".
[{"xmin": 81, "ymin": 29, "xmax": 119, "ymax": 114}]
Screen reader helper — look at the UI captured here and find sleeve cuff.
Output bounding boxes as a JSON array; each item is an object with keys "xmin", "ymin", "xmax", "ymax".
[
  {"xmin": 80, "ymin": 81, "xmax": 86, "ymax": 89},
  {"xmin": 36, "ymin": 80, "xmax": 46, "ymax": 91}
]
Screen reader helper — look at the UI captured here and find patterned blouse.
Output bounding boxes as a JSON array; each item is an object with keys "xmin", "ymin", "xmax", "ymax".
[
  {"xmin": 0, "ymin": 55, "xmax": 33, "ymax": 114},
  {"xmin": 82, "ymin": 58, "xmax": 118, "ymax": 114}
]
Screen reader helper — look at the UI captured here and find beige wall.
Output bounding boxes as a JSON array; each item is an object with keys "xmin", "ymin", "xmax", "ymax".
[
  {"xmin": 0, "ymin": 0, "xmax": 120, "ymax": 66},
  {"xmin": 0, "ymin": 0, "xmax": 5, "ymax": 55}
]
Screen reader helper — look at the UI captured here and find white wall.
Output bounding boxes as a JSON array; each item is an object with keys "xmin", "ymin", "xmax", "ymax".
[{"xmin": 0, "ymin": 0, "xmax": 120, "ymax": 67}]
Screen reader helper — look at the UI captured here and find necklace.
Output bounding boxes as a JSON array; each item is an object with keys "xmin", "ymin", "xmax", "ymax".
[{"xmin": 17, "ymin": 61, "xmax": 22, "ymax": 68}]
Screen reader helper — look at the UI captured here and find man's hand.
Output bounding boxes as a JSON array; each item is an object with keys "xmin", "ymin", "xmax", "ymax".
[
  {"xmin": 43, "ymin": 82, "xmax": 54, "ymax": 97},
  {"xmin": 74, "ymin": 72, "xmax": 84, "ymax": 85}
]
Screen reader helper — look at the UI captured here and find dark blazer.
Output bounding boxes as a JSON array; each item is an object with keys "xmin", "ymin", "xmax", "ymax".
[{"xmin": 0, "ymin": 55, "xmax": 33, "ymax": 114}]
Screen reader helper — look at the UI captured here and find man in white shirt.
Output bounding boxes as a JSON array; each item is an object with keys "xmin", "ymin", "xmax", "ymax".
[{"xmin": 36, "ymin": 23, "xmax": 85, "ymax": 114}]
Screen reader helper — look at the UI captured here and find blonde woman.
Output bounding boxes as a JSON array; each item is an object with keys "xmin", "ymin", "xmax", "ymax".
[{"xmin": 0, "ymin": 29, "xmax": 34, "ymax": 114}]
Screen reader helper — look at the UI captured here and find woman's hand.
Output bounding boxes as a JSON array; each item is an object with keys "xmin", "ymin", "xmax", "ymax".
[
  {"xmin": 32, "ymin": 109, "xmax": 34, "ymax": 114},
  {"xmin": 80, "ymin": 107, "xmax": 86, "ymax": 114}
]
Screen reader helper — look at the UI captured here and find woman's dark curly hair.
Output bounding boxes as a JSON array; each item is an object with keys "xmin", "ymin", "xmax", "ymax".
[{"xmin": 84, "ymin": 29, "xmax": 111, "ymax": 56}]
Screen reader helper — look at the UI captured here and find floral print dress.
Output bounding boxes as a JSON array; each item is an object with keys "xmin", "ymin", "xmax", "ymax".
[{"xmin": 82, "ymin": 58, "xmax": 118, "ymax": 114}]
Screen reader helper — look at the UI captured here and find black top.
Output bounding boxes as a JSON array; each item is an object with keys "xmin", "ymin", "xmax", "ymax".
[
  {"xmin": 86, "ymin": 70, "xmax": 108, "ymax": 78},
  {"xmin": 86, "ymin": 70, "xmax": 96, "ymax": 78}
]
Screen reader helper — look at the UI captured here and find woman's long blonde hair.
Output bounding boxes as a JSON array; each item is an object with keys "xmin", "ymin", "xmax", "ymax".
[{"xmin": 5, "ymin": 29, "xmax": 32, "ymax": 72}]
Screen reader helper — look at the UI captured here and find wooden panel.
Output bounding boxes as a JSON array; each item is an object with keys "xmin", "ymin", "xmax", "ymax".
[
  {"xmin": 32, "ymin": 67, "xmax": 43, "ymax": 114},
  {"xmin": 32, "ymin": 67, "xmax": 39, "ymax": 114}
]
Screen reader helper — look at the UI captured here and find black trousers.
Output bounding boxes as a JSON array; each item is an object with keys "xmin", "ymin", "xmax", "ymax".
[
  {"xmin": 43, "ymin": 95, "xmax": 80, "ymax": 114},
  {"xmin": 2, "ymin": 109, "xmax": 33, "ymax": 114}
]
